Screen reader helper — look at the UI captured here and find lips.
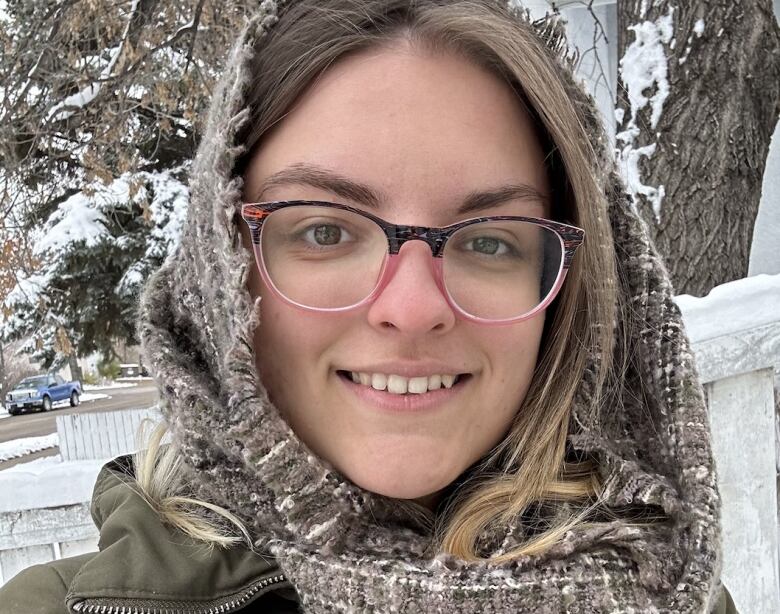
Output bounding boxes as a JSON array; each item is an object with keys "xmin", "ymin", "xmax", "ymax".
[{"xmin": 336, "ymin": 368, "xmax": 472, "ymax": 413}]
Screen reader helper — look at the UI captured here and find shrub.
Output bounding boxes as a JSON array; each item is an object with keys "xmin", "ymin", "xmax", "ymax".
[{"xmin": 96, "ymin": 357, "xmax": 121, "ymax": 381}]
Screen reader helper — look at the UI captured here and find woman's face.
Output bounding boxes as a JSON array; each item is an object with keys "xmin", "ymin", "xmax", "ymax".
[{"xmin": 240, "ymin": 42, "xmax": 550, "ymax": 506}]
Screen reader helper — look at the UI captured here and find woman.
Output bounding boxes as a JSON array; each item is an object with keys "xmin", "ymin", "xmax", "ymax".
[{"xmin": 0, "ymin": 1, "xmax": 737, "ymax": 612}]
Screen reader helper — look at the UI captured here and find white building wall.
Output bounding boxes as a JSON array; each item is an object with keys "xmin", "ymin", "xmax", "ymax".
[{"xmin": 749, "ymin": 0, "xmax": 780, "ymax": 276}]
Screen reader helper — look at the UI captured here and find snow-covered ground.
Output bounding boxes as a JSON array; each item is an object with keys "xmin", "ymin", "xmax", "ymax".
[
  {"xmin": 0, "ymin": 433, "xmax": 59, "ymax": 462},
  {"xmin": 0, "ymin": 455, "xmax": 109, "ymax": 512},
  {"xmin": 83, "ymin": 382, "xmax": 137, "ymax": 391},
  {"xmin": 1, "ymin": 453, "xmax": 63, "ymax": 471},
  {"xmin": 66, "ymin": 391, "xmax": 109, "ymax": 404}
]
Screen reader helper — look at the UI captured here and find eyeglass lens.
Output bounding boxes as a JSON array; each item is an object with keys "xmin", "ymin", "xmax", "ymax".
[{"xmin": 258, "ymin": 205, "xmax": 563, "ymax": 320}]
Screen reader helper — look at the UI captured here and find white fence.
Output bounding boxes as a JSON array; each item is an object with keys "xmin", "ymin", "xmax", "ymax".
[
  {"xmin": 0, "ymin": 504, "xmax": 96, "ymax": 586},
  {"xmin": 0, "ymin": 276, "xmax": 779, "ymax": 614},
  {"xmin": 57, "ymin": 406, "xmax": 162, "ymax": 461},
  {"xmin": 0, "ymin": 406, "xmax": 163, "ymax": 586},
  {"xmin": 676, "ymin": 275, "xmax": 780, "ymax": 614}
]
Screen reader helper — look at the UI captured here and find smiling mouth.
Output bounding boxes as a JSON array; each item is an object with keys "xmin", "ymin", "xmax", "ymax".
[{"xmin": 336, "ymin": 370, "xmax": 472, "ymax": 395}]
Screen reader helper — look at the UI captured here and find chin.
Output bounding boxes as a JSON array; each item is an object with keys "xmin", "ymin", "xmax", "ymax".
[
  {"xmin": 338, "ymin": 456, "xmax": 457, "ymax": 501},
  {"xmin": 360, "ymin": 480, "xmax": 442, "ymax": 501}
]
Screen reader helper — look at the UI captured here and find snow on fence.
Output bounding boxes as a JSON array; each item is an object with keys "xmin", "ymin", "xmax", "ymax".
[
  {"xmin": 0, "ymin": 406, "xmax": 164, "ymax": 586},
  {"xmin": 676, "ymin": 274, "xmax": 780, "ymax": 614},
  {"xmin": 0, "ymin": 504, "xmax": 96, "ymax": 587},
  {"xmin": 0, "ymin": 276, "xmax": 779, "ymax": 609}
]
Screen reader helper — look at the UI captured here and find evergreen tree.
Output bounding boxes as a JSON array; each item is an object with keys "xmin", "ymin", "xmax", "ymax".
[{"xmin": 0, "ymin": 0, "xmax": 252, "ymax": 370}]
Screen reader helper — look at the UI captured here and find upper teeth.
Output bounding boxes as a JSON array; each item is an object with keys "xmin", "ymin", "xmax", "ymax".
[{"xmin": 349, "ymin": 372, "xmax": 459, "ymax": 394}]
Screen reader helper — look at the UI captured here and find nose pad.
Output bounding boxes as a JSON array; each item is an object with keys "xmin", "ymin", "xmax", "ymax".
[
  {"xmin": 388, "ymin": 240, "xmax": 448, "ymax": 291},
  {"xmin": 366, "ymin": 239, "xmax": 455, "ymax": 333},
  {"xmin": 398, "ymin": 239, "xmax": 435, "ymax": 271}
]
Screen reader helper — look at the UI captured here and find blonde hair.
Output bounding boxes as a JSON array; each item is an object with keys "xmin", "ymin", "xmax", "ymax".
[{"xmin": 135, "ymin": 0, "xmax": 623, "ymax": 563}]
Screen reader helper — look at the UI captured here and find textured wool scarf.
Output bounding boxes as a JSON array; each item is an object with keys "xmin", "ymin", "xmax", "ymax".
[{"xmin": 137, "ymin": 1, "xmax": 723, "ymax": 612}]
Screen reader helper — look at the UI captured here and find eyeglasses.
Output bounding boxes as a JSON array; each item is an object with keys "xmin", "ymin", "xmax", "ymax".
[{"xmin": 240, "ymin": 200, "xmax": 584, "ymax": 325}]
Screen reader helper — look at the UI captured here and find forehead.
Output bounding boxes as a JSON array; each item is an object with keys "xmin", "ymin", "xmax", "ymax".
[{"xmin": 243, "ymin": 44, "xmax": 550, "ymax": 220}]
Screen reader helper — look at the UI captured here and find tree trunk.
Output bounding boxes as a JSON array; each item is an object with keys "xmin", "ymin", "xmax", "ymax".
[
  {"xmin": 0, "ymin": 339, "xmax": 5, "ymax": 397},
  {"xmin": 68, "ymin": 352, "xmax": 83, "ymax": 384},
  {"xmin": 616, "ymin": 0, "xmax": 780, "ymax": 297}
]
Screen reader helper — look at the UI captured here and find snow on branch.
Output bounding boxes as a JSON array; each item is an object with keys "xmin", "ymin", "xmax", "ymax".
[{"xmin": 46, "ymin": 0, "xmax": 141, "ymax": 122}]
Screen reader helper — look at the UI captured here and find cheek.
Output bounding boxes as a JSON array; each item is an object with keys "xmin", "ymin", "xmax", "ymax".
[
  {"xmin": 481, "ymin": 316, "xmax": 546, "ymax": 418},
  {"xmin": 253, "ymin": 286, "xmax": 306, "ymax": 396},
  {"xmin": 484, "ymin": 315, "xmax": 545, "ymax": 377},
  {"xmin": 251, "ymin": 276, "xmax": 344, "ymax": 406}
]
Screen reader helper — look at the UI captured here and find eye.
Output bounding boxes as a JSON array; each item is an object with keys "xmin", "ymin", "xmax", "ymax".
[
  {"xmin": 466, "ymin": 236, "xmax": 508, "ymax": 256},
  {"xmin": 302, "ymin": 223, "xmax": 353, "ymax": 246},
  {"xmin": 461, "ymin": 235, "xmax": 520, "ymax": 258}
]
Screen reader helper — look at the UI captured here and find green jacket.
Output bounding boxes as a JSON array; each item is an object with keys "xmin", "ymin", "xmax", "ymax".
[{"xmin": 0, "ymin": 457, "xmax": 739, "ymax": 614}]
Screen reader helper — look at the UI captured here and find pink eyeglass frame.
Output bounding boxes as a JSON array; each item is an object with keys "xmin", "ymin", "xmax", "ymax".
[{"xmin": 241, "ymin": 200, "xmax": 585, "ymax": 326}]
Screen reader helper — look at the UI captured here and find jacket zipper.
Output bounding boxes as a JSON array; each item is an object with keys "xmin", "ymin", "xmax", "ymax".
[{"xmin": 69, "ymin": 571, "xmax": 289, "ymax": 614}]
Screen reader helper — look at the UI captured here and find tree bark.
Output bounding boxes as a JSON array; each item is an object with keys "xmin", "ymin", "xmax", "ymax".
[
  {"xmin": 616, "ymin": 0, "xmax": 780, "ymax": 296},
  {"xmin": 0, "ymin": 339, "xmax": 5, "ymax": 397},
  {"xmin": 67, "ymin": 352, "xmax": 83, "ymax": 384}
]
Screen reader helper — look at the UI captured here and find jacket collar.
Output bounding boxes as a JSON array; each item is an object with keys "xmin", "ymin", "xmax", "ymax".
[{"xmin": 64, "ymin": 456, "xmax": 294, "ymax": 613}]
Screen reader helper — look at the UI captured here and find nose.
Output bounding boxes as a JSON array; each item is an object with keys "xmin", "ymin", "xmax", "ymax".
[{"xmin": 366, "ymin": 240, "xmax": 457, "ymax": 335}]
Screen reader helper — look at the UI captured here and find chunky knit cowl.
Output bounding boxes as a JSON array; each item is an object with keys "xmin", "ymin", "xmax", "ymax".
[{"xmin": 137, "ymin": 1, "xmax": 723, "ymax": 612}]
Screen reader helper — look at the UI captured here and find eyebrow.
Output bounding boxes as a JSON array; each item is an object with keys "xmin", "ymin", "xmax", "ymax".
[{"xmin": 252, "ymin": 163, "xmax": 548, "ymax": 215}]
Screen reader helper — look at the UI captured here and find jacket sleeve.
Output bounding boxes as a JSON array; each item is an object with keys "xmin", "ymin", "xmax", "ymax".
[{"xmin": 0, "ymin": 553, "xmax": 95, "ymax": 614}]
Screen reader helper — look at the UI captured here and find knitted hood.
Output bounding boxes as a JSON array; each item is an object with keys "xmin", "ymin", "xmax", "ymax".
[{"xmin": 137, "ymin": 1, "xmax": 722, "ymax": 612}]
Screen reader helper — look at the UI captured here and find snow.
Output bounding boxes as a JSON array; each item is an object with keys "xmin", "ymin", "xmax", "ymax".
[
  {"xmin": 0, "ymin": 457, "xmax": 108, "ymax": 512},
  {"xmin": 0, "ymin": 434, "xmax": 58, "ymax": 462},
  {"xmin": 75, "ymin": 392, "xmax": 110, "ymax": 403},
  {"xmin": 1, "ymin": 270, "xmax": 53, "ymax": 320},
  {"xmin": 616, "ymin": 6, "xmax": 675, "ymax": 222},
  {"xmin": 115, "ymin": 167, "xmax": 189, "ymax": 297},
  {"xmin": 46, "ymin": 84, "xmax": 102, "ymax": 122},
  {"xmin": 620, "ymin": 9, "xmax": 674, "ymax": 130},
  {"xmin": 46, "ymin": 0, "xmax": 141, "ymax": 122},
  {"xmin": 617, "ymin": 142, "xmax": 666, "ymax": 222},
  {"xmin": 1, "ymin": 453, "xmax": 63, "ymax": 470},
  {"xmin": 694, "ymin": 19, "xmax": 705, "ymax": 37},
  {"xmin": 173, "ymin": 18, "xmax": 197, "ymax": 39},
  {"xmin": 127, "ymin": 83, "xmax": 147, "ymax": 99},
  {"xmin": 675, "ymin": 274, "xmax": 780, "ymax": 343},
  {"xmin": 146, "ymin": 167, "xmax": 190, "ymax": 247},
  {"xmin": 83, "ymin": 382, "xmax": 137, "ymax": 391},
  {"xmin": 2, "ymin": 167, "xmax": 189, "ymax": 336},
  {"xmin": 32, "ymin": 191, "xmax": 110, "ymax": 257}
]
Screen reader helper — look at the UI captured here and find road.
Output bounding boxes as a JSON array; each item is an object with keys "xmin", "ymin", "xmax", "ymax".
[{"xmin": 0, "ymin": 380, "xmax": 160, "ymax": 444}]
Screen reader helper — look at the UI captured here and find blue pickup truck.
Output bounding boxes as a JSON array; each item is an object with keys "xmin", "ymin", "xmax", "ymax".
[{"xmin": 4, "ymin": 374, "xmax": 82, "ymax": 416}]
